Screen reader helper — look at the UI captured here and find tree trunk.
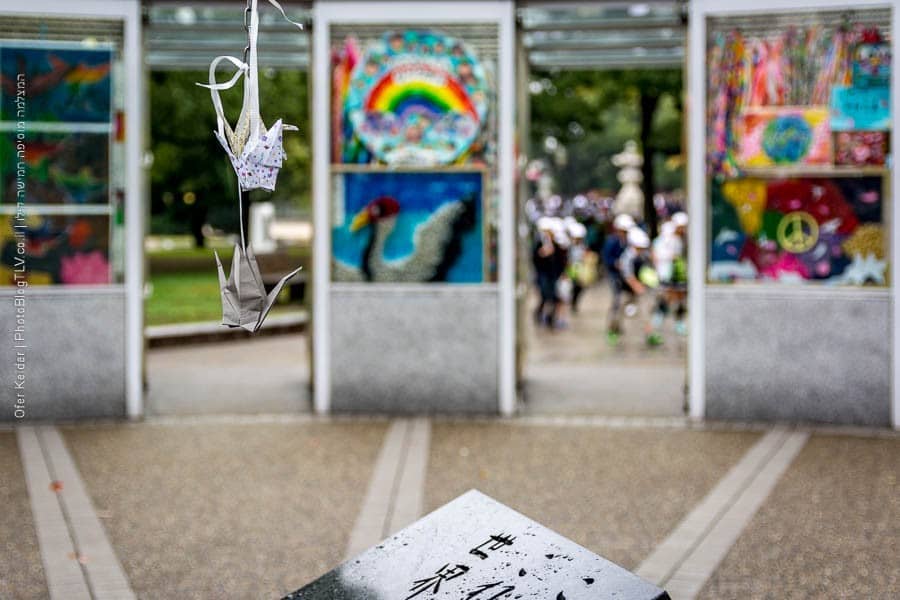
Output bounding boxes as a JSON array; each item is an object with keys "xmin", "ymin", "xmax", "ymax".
[
  {"xmin": 640, "ymin": 93, "xmax": 660, "ymax": 238},
  {"xmin": 189, "ymin": 201, "xmax": 207, "ymax": 248}
]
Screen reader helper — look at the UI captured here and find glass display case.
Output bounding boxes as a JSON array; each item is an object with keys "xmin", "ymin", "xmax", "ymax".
[
  {"xmin": 0, "ymin": 29, "xmax": 126, "ymax": 286},
  {"xmin": 705, "ymin": 7, "xmax": 892, "ymax": 286},
  {"xmin": 328, "ymin": 23, "xmax": 498, "ymax": 283}
]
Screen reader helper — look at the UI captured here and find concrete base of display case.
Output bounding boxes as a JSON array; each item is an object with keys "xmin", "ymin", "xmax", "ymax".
[
  {"xmin": 0, "ymin": 288, "xmax": 127, "ymax": 421},
  {"xmin": 705, "ymin": 286, "xmax": 890, "ymax": 427},
  {"xmin": 329, "ymin": 285, "xmax": 499, "ymax": 413}
]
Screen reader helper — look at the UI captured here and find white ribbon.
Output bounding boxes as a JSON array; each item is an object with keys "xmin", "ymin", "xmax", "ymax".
[
  {"xmin": 196, "ymin": 0, "xmax": 304, "ymax": 142},
  {"xmin": 198, "ymin": 0, "xmax": 305, "ymax": 251},
  {"xmin": 265, "ymin": 0, "xmax": 305, "ymax": 30},
  {"xmin": 196, "ymin": 55, "xmax": 249, "ymax": 142}
]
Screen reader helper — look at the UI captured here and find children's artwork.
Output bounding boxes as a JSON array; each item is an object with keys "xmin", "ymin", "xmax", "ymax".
[
  {"xmin": 735, "ymin": 107, "xmax": 832, "ymax": 167},
  {"xmin": 0, "ymin": 44, "xmax": 112, "ymax": 123},
  {"xmin": 830, "ymin": 86, "xmax": 891, "ymax": 131},
  {"xmin": 0, "ymin": 132, "xmax": 109, "ymax": 205},
  {"xmin": 706, "ymin": 18, "xmax": 891, "ymax": 177},
  {"xmin": 332, "ymin": 37, "xmax": 361, "ymax": 163},
  {"xmin": 851, "ymin": 30, "xmax": 890, "ymax": 88},
  {"xmin": 834, "ymin": 131, "xmax": 887, "ymax": 166},
  {"xmin": 339, "ymin": 30, "xmax": 490, "ymax": 166},
  {"xmin": 709, "ymin": 177, "xmax": 885, "ymax": 285},
  {"xmin": 0, "ymin": 214, "xmax": 110, "ymax": 285},
  {"xmin": 721, "ymin": 179, "xmax": 767, "ymax": 236},
  {"xmin": 332, "ymin": 170, "xmax": 484, "ymax": 283}
]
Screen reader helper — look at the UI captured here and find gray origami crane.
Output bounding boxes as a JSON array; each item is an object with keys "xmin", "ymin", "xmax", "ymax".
[{"xmin": 214, "ymin": 243, "xmax": 302, "ymax": 332}]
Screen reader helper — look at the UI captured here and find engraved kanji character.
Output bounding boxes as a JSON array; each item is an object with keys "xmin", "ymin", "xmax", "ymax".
[
  {"xmin": 469, "ymin": 533, "xmax": 516, "ymax": 559},
  {"xmin": 405, "ymin": 563, "xmax": 470, "ymax": 599}
]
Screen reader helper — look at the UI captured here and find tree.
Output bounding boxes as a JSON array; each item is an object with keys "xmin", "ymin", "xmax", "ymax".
[
  {"xmin": 529, "ymin": 69, "xmax": 683, "ymax": 235},
  {"xmin": 149, "ymin": 69, "xmax": 310, "ymax": 246}
]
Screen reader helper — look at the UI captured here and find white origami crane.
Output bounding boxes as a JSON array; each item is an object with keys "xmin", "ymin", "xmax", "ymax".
[{"xmin": 199, "ymin": 0, "xmax": 304, "ymax": 332}]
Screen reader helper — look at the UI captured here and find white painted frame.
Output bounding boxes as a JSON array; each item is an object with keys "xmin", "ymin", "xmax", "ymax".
[
  {"xmin": 0, "ymin": 0, "xmax": 144, "ymax": 419},
  {"xmin": 688, "ymin": 0, "xmax": 900, "ymax": 429},
  {"xmin": 311, "ymin": 1, "xmax": 517, "ymax": 415}
]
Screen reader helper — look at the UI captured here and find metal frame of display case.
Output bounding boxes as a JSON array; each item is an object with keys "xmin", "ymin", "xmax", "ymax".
[
  {"xmin": 688, "ymin": 0, "xmax": 900, "ymax": 429},
  {"xmin": 311, "ymin": 1, "xmax": 517, "ymax": 415},
  {"xmin": 0, "ymin": 0, "xmax": 144, "ymax": 418}
]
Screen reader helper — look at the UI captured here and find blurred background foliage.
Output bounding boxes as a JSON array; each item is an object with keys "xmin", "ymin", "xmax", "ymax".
[
  {"xmin": 149, "ymin": 69, "xmax": 310, "ymax": 246},
  {"xmin": 147, "ymin": 68, "xmax": 681, "ymax": 241},
  {"xmin": 528, "ymin": 68, "xmax": 684, "ymax": 197}
]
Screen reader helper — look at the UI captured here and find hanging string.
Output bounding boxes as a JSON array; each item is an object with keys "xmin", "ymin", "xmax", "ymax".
[
  {"xmin": 243, "ymin": 1, "xmax": 252, "ymax": 64},
  {"xmin": 234, "ymin": 0, "xmax": 304, "ymax": 252},
  {"xmin": 238, "ymin": 0, "xmax": 252, "ymax": 251}
]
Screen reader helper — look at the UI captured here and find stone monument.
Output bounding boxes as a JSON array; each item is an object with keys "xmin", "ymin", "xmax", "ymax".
[
  {"xmin": 284, "ymin": 490, "xmax": 670, "ymax": 599},
  {"xmin": 611, "ymin": 141, "xmax": 644, "ymax": 220}
]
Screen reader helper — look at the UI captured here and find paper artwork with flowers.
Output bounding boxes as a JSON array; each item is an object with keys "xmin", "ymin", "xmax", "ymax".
[{"xmin": 735, "ymin": 107, "xmax": 832, "ymax": 168}]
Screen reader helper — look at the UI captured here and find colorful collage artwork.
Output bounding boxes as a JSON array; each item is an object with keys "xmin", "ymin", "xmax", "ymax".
[
  {"xmin": 332, "ymin": 170, "xmax": 484, "ymax": 283},
  {"xmin": 0, "ymin": 46, "xmax": 112, "ymax": 123},
  {"xmin": 0, "ymin": 214, "xmax": 111, "ymax": 285},
  {"xmin": 707, "ymin": 17, "xmax": 891, "ymax": 286},
  {"xmin": 710, "ymin": 177, "xmax": 885, "ymax": 285},
  {"xmin": 333, "ymin": 30, "xmax": 491, "ymax": 166},
  {"xmin": 735, "ymin": 107, "xmax": 832, "ymax": 168},
  {"xmin": 0, "ymin": 132, "xmax": 109, "ymax": 205},
  {"xmin": 0, "ymin": 43, "xmax": 114, "ymax": 286}
]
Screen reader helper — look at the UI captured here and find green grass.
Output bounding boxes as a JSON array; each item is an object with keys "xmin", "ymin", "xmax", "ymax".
[
  {"xmin": 145, "ymin": 271, "xmax": 302, "ymax": 326},
  {"xmin": 144, "ymin": 241, "xmax": 309, "ymax": 326},
  {"xmin": 145, "ymin": 271, "xmax": 224, "ymax": 326}
]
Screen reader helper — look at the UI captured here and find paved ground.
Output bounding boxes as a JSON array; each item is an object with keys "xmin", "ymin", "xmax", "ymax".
[
  {"xmin": 701, "ymin": 434, "xmax": 900, "ymax": 599},
  {"xmin": 523, "ymin": 285, "xmax": 687, "ymax": 417},
  {"xmin": 61, "ymin": 420, "xmax": 387, "ymax": 599},
  {"xmin": 5, "ymin": 419, "xmax": 900, "ymax": 599},
  {"xmin": 145, "ymin": 285, "xmax": 683, "ymax": 418},
  {"xmin": 424, "ymin": 423, "xmax": 759, "ymax": 569},
  {"xmin": 0, "ymin": 432, "xmax": 47, "ymax": 600},
  {"xmin": 146, "ymin": 335, "xmax": 311, "ymax": 416}
]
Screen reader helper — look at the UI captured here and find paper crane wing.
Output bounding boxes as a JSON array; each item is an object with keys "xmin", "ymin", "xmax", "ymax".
[
  {"xmin": 215, "ymin": 249, "xmax": 241, "ymax": 327},
  {"xmin": 215, "ymin": 243, "xmax": 302, "ymax": 333},
  {"xmin": 256, "ymin": 264, "xmax": 303, "ymax": 331},
  {"xmin": 258, "ymin": 119, "xmax": 286, "ymax": 169}
]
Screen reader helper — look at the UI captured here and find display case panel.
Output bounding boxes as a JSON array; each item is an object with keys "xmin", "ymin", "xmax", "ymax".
[
  {"xmin": 329, "ymin": 22, "xmax": 499, "ymax": 282},
  {"xmin": 0, "ymin": 33, "xmax": 124, "ymax": 286},
  {"xmin": 331, "ymin": 167, "xmax": 487, "ymax": 283},
  {"xmin": 706, "ymin": 8, "xmax": 892, "ymax": 286}
]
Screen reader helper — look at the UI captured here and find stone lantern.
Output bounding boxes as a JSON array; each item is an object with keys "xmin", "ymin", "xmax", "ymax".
[{"xmin": 611, "ymin": 140, "xmax": 644, "ymax": 220}]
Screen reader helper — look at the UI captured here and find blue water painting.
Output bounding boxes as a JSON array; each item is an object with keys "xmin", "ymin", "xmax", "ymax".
[{"xmin": 332, "ymin": 170, "xmax": 484, "ymax": 283}]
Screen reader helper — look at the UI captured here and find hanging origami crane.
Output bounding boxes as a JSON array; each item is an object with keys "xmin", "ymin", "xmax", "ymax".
[{"xmin": 198, "ymin": 0, "xmax": 304, "ymax": 332}]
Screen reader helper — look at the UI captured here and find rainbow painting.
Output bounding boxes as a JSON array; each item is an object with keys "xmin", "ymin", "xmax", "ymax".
[
  {"xmin": 365, "ymin": 64, "xmax": 479, "ymax": 122},
  {"xmin": 342, "ymin": 30, "xmax": 490, "ymax": 166}
]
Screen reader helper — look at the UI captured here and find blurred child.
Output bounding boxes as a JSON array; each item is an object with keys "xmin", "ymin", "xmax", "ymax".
[
  {"xmin": 602, "ymin": 214, "xmax": 634, "ymax": 344},
  {"xmin": 648, "ymin": 214, "xmax": 688, "ymax": 344},
  {"xmin": 565, "ymin": 219, "xmax": 594, "ymax": 313},
  {"xmin": 550, "ymin": 220, "xmax": 571, "ymax": 328},
  {"xmin": 670, "ymin": 212, "xmax": 689, "ymax": 336},
  {"xmin": 532, "ymin": 217, "xmax": 558, "ymax": 328},
  {"xmin": 608, "ymin": 225, "xmax": 650, "ymax": 344}
]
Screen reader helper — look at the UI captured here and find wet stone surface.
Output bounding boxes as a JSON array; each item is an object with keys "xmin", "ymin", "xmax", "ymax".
[{"xmin": 284, "ymin": 490, "xmax": 669, "ymax": 600}]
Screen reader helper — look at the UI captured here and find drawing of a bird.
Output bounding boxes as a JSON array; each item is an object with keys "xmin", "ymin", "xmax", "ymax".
[{"xmin": 334, "ymin": 194, "xmax": 477, "ymax": 282}]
